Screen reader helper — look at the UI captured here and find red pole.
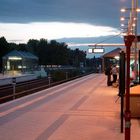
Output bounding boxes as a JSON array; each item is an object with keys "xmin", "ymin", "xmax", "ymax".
[
  {"xmin": 125, "ymin": 44, "xmax": 131, "ymax": 140},
  {"xmin": 124, "ymin": 35, "xmax": 135, "ymax": 140}
]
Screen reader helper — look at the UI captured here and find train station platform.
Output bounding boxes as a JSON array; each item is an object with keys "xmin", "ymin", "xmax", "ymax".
[
  {"xmin": 0, "ymin": 74, "xmax": 140, "ymax": 140},
  {"xmin": 0, "ymin": 73, "xmax": 37, "ymax": 86}
]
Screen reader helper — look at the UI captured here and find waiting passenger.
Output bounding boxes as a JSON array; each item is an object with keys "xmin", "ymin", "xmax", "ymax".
[{"xmin": 111, "ymin": 64, "xmax": 118, "ymax": 83}]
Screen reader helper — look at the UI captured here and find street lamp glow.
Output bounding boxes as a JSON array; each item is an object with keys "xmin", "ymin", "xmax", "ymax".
[
  {"xmin": 133, "ymin": 17, "xmax": 137, "ymax": 21},
  {"xmin": 121, "ymin": 24, "xmax": 125, "ymax": 27},
  {"xmin": 136, "ymin": 8, "xmax": 140, "ymax": 12},
  {"xmin": 120, "ymin": 17, "xmax": 125, "ymax": 21},
  {"xmin": 120, "ymin": 17, "xmax": 131, "ymax": 21},
  {"xmin": 121, "ymin": 8, "xmax": 126, "ymax": 12},
  {"xmin": 121, "ymin": 23, "xmax": 128, "ymax": 27},
  {"xmin": 132, "ymin": 23, "xmax": 136, "ymax": 27},
  {"xmin": 120, "ymin": 8, "xmax": 132, "ymax": 12},
  {"xmin": 121, "ymin": 8, "xmax": 140, "ymax": 12}
]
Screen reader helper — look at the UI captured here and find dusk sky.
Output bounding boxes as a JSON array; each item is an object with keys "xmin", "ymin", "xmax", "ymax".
[{"xmin": 0, "ymin": 0, "xmax": 137, "ymax": 57}]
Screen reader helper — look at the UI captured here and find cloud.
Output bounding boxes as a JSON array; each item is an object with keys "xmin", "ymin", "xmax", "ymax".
[
  {"xmin": 0, "ymin": 0, "xmax": 127, "ymax": 28},
  {"xmin": 0, "ymin": 22, "xmax": 121, "ymax": 43}
]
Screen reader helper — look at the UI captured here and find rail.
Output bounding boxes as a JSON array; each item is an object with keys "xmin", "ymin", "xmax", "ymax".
[{"xmin": 0, "ymin": 72, "xmax": 94, "ymax": 104}]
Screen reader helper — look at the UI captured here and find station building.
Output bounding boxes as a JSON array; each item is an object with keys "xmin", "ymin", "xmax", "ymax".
[{"xmin": 2, "ymin": 50, "xmax": 38, "ymax": 74}]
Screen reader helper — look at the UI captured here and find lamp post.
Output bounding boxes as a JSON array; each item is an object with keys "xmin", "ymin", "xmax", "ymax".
[
  {"xmin": 133, "ymin": 0, "xmax": 138, "ymax": 81},
  {"xmin": 124, "ymin": 35, "xmax": 135, "ymax": 140},
  {"xmin": 120, "ymin": 1, "xmax": 139, "ymax": 139},
  {"xmin": 120, "ymin": 5, "xmax": 140, "ymax": 81}
]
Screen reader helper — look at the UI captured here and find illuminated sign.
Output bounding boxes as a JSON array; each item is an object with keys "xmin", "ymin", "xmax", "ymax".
[
  {"xmin": 88, "ymin": 48, "xmax": 93, "ymax": 53},
  {"xmin": 88, "ymin": 48, "xmax": 104, "ymax": 53},
  {"xmin": 93, "ymin": 48, "xmax": 104, "ymax": 53}
]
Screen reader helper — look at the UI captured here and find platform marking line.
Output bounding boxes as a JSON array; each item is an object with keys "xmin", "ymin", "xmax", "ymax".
[{"xmin": 35, "ymin": 114, "xmax": 69, "ymax": 140}]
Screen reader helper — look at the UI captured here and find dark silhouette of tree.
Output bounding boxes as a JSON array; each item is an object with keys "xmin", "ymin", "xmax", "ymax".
[
  {"xmin": 27, "ymin": 39, "xmax": 39, "ymax": 56},
  {"xmin": 50, "ymin": 41, "xmax": 69, "ymax": 65},
  {"xmin": 72, "ymin": 48, "xmax": 86, "ymax": 67},
  {"xmin": 37, "ymin": 39, "xmax": 48, "ymax": 65},
  {"xmin": 8, "ymin": 43, "xmax": 19, "ymax": 51},
  {"xmin": 18, "ymin": 43, "xmax": 27, "ymax": 51},
  {"xmin": 0, "ymin": 36, "xmax": 89, "ymax": 71},
  {"xmin": 67, "ymin": 49, "xmax": 74, "ymax": 65},
  {"xmin": 0, "ymin": 37, "xmax": 9, "ymax": 72}
]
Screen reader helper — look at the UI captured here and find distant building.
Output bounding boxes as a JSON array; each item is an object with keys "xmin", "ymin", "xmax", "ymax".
[{"xmin": 2, "ymin": 50, "xmax": 38, "ymax": 74}]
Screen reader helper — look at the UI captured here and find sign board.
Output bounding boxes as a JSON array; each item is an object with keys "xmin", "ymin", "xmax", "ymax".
[
  {"xmin": 12, "ymin": 77, "xmax": 16, "ymax": 84},
  {"xmin": 93, "ymin": 48, "xmax": 104, "ymax": 53},
  {"xmin": 88, "ymin": 48, "xmax": 93, "ymax": 53},
  {"xmin": 88, "ymin": 48, "xmax": 104, "ymax": 53}
]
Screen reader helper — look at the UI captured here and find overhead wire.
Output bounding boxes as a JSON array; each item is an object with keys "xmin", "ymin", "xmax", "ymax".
[{"xmin": 94, "ymin": 31, "xmax": 124, "ymax": 46}]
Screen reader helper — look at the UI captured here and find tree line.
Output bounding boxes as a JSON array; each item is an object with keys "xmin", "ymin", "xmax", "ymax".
[{"xmin": 0, "ymin": 36, "xmax": 89, "ymax": 72}]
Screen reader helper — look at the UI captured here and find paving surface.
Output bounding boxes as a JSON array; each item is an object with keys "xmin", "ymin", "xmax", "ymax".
[{"xmin": 0, "ymin": 74, "xmax": 140, "ymax": 140}]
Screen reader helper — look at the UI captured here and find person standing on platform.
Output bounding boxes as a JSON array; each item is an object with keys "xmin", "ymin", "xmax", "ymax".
[
  {"xmin": 111, "ymin": 64, "xmax": 118, "ymax": 83},
  {"xmin": 105, "ymin": 64, "xmax": 112, "ymax": 86}
]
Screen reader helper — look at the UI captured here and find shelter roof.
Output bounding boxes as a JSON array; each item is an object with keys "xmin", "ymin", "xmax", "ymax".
[
  {"xmin": 103, "ymin": 48, "xmax": 121, "ymax": 58},
  {"xmin": 3, "ymin": 50, "xmax": 38, "ymax": 60}
]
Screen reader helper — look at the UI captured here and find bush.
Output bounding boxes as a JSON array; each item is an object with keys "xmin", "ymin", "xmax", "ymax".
[{"xmin": 51, "ymin": 70, "xmax": 66, "ymax": 82}]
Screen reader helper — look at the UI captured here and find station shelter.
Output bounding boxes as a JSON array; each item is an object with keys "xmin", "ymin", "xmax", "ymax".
[
  {"xmin": 102, "ymin": 48, "xmax": 121, "ymax": 71},
  {"xmin": 2, "ymin": 50, "xmax": 38, "ymax": 74},
  {"xmin": 102, "ymin": 43, "xmax": 140, "ymax": 80}
]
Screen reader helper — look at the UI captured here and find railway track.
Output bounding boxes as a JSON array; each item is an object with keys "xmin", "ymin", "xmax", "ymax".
[
  {"xmin": 0, "ymin": 78, "xmax": 50, "ymax": 104},
  {"xmin": 0, "ymin": 72, "xmax": 93, "ymax": 104}
]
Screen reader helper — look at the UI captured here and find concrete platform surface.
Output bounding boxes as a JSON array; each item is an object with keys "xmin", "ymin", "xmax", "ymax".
[{"xmin": 0, "ymin": 74, "xmax": 140, "ymax": 140}]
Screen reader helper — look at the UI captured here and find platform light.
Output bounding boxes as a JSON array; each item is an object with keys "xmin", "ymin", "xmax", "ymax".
[
  {"xmin": 116, "ymin": 65, "xmax": 119, "ymax": 68},
  {"xmin": 18, "ymin": 66, "xmax": 22, "ymax": 69},
  {"xmin": 133, "ymin": 17, "xmax": 137, "ymax": 21},
  {"xmin": 121, "ymin": 8, "xmax": 126, "ymax": 12},
  {"xmin": 136, "ymin": 8, "xmax": 140, "ymax": 12},
  {"xmin": 8, "ymin": 57, "xmax": 22, "ymax": 60},
  {"xmin": 120, "ymin": 17, "xmax": 130, "ymax": 21},
  {"xmin": 121, "ymin": 23, "xmax": 128, "ymax": 27},
  {"xmin": 132, "ymin": 23, "xmax": 136, "ymax": 27},
  {"xmin": 121, "ymin": 24, "xmax": 125, "ymax": 27},
  {"xmin": 120, "ymin": 17, "xmax": 125, "ymax": 21},
  {"xmin": 121, "ymin": 8, "xmax": 140, "ymax": 12},
  {"xmin": 114, "ymin": 56, "xmax": 120, "ymax": 60}
]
